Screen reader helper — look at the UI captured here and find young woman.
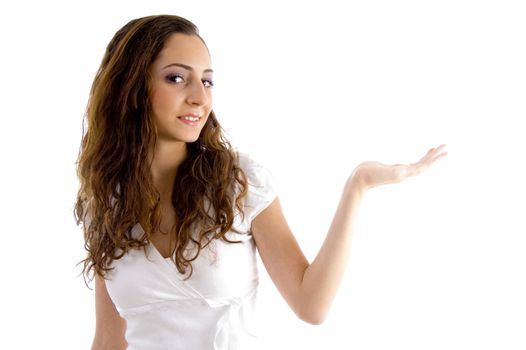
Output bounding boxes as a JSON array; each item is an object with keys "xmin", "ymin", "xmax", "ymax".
[{"xmin": 74, "ymin": 14, "xmax": 447, "ymax": 350}]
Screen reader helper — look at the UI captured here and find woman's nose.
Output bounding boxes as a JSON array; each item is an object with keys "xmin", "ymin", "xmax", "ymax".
[{"xmin": 186, "ymin": 80, "xmax": 208, "ymax": 106}]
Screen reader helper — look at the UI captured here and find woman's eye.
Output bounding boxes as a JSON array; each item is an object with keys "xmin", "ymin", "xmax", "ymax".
[
  {"xmin": 202, "ymin": 79, "xmax": 214, "ymax": 88},
  {"xmin": 166, "ymin": 74, "xmax": 213, "ymax": 88},
  {"xmin": 166, "ymin": 74, "xmax": 184, "ymax": 83}
]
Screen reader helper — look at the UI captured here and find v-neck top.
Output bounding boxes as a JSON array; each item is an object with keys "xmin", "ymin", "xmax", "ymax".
[{"xmin": 104, "ymin": 152, "xmax": 277, "ymax": 350}]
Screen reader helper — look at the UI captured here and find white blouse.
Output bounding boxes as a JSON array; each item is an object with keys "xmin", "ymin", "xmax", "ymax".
[{"xmin": 105, "ymin": 152, "xmax": 277, "ymax": 350}]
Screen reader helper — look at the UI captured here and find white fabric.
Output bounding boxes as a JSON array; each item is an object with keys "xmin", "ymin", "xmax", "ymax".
[{"xmin": 105, "ymin": 152, "xmax": 277, "ymax": 350}]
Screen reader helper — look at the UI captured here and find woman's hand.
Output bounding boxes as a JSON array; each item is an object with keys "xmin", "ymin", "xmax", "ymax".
[{"xmin": 351, "ymin": 144, "xmax": 448, "ymax": 190}]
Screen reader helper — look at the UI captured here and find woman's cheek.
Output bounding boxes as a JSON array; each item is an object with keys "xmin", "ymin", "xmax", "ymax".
[{"xmin": 151, "ymin": 87, "xmax": 177, "ymax": 115}]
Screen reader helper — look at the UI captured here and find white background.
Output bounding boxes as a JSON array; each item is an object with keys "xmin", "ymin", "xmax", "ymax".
[{"xmin": 0, "ymin": 0, "xmax": 525, "ymax": 349}]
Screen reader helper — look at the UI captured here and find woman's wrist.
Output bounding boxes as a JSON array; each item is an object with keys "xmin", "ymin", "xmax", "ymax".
[{"xmin": 345, "ymin": 168, "xmax": 368, "ymax": 197}]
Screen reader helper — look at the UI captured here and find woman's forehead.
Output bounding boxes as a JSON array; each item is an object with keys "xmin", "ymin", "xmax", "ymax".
[{"xmin": 154, "ymin": 33, "xmax": 211, "ymax": 70}]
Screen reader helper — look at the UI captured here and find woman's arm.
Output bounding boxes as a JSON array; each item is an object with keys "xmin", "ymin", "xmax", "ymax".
[
  {"xmin": 252, "ymin": 145, "xmax": 447, "ymax": 324},
  {"xmin": 91, "ymin": 275, "xmax": 127, "ymax": 350}
]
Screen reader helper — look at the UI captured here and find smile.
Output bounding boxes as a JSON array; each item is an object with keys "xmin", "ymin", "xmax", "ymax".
[{"xmin": 177, "ymin": 114, "xmax": 202, "ymax": 126}]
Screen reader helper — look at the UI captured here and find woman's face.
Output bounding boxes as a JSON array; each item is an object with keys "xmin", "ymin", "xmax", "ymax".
[{"xmin": 149, "ymin": 33, "xmax": 214, "ymax": 143}]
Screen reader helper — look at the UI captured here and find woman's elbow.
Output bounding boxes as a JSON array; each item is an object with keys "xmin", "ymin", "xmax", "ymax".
[
  {"xmin": 296, "ymin": 306, "xmax": 328, "ymax": 325},
  {"xmin": 91, "ymin": 332, "xmax": 127, "ymax": 350}
]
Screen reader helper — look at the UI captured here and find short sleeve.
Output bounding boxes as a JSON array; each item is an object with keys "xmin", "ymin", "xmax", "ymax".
[{"xmin": 237, "ymin": 152, "xmax": 278, "ymax": 225}]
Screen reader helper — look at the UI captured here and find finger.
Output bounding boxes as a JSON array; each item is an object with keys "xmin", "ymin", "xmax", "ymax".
[
  {"xmin": 410, "ymin": 145, "xmax": 447, "ymax": 168},
  {"xmin": 431, "ymin": 145, "xmax": 448, "ymax": 160},
  {"xmin": 406, "ymin": 145, "xmax": 447, "ymax": 177},
  {"xmin": 425, "ymin": 144, "xmax": 447, "ymax": 161},
  {"xmin": 418, "ymin": 151, "xmax": 435, "ymax": 164},
  {"xmin": 432, "ymin": 151, "xmax": 448, "ymax": 162},
  {"xmin": 427, "ymin": 144, "xmax": 446, "ymax": 155}
]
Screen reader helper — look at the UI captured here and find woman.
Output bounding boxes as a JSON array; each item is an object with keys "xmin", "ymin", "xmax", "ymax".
[{"xmin": 74, "ymin": 14, "xmax": 447, "ymax": 350}]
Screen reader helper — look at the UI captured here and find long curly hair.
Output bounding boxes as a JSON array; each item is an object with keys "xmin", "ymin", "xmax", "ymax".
[{"xmin": 74, "ymin": 15, "xmax": 248, "ymax": 283}]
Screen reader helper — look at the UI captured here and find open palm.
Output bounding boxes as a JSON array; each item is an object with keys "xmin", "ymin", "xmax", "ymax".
[{"xmin": 354, "ymin": 144, "xmax": 448, "ymax": 190}]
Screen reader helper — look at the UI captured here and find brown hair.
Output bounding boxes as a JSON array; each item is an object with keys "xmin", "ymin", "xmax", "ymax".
[{"xmin": 74, "ymin": 15, "xmax": 248, "ymax": 282}]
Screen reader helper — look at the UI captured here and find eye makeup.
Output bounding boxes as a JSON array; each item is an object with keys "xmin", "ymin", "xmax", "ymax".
[
  {"xmin": 164, "ymin": 72, "xmax": 214, "ymax": 88},
  {"xmin": 165, "ymin": 73, "xmax": 185, "ymax": 84}
]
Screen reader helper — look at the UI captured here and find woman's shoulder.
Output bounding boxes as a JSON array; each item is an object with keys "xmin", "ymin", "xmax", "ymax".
[
  {"xmin": 233, "ymin": 149, "xmax": 278, "ymax": 221},
  {"xmin": 235, "ymin": 149, "xmax": 278, "ymax": 174},
  {"xmin": 234, "ymin": 150, "xmax": 272, "ymax": 183},
  {"xmin": 235, "ymin": 149, "xmax": 261, "ymax": 169}
]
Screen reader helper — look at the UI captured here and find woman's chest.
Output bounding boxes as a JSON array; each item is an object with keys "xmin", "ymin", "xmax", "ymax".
[{"xmin": 106, "ymin": 225, "xmax": 259, "ymax": 311}]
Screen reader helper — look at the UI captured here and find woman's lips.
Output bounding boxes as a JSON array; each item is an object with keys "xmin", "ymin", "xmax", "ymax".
[{"xmin": 177, "ymin": 114, "xmax": 201, "ymax": 126}]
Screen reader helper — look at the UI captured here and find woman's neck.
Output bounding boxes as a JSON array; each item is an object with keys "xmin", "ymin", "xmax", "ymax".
[{"xmin": 149, "ymin": 141, "xmax": 188, "ymax": 203}]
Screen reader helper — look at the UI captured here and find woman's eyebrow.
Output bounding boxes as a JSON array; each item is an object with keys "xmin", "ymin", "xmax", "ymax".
[{"xmin": 162, "ymin": 62, "xmax": 213, "ymax": 73}]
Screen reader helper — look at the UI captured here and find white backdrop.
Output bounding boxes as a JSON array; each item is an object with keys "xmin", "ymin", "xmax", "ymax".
[{"xmin": 0, "ymin": 0, "xmax": 524, "ymax": 349}]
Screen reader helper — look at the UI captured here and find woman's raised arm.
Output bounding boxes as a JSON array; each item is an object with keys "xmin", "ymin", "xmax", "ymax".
[{"xmin": 252, "ymin": 145, "xmax": 447, "ymax": 324}]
